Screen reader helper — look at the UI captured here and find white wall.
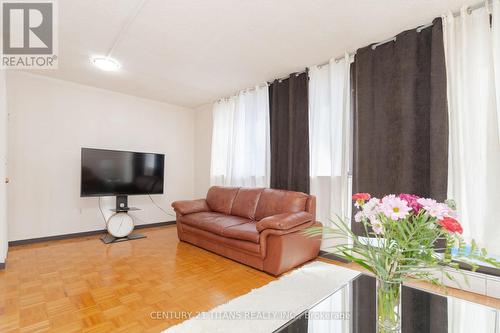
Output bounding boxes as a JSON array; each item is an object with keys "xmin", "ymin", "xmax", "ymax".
[
  {"xmin": 193, "ymin": 103, "xmax": 212, "ymax": 198},
  {"xmin": 6, "ymin": 72, "xmax": 196, "ymax": 241},
  {"xmin": 0, "ymin": 70, "xmax": 7, "ymax": 262}
]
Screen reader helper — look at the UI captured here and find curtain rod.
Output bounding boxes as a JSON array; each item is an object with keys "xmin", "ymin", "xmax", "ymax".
[
  {"xmin": 214, "ymin": 0, "xmax": 493, "ymax": 104},
  {"xmin": 215, "ymin": 83, "xmax": 269, "ymax": 103},
  {"xmin": 459, "ymin": 0, "xmax": 493, "ymax": 16},
  {"xmin": 273, "ymin": 69, "xmax": 307, "ymax": 83},
  {"xmin": 316, "ymin": 53, "xmax": 355, "ymax": 69},
  {"xmin": 369, "ymin": 0, "xmax": 492, "ymax": 50},
  {"xmin": 275, "ymin": 0, "xmax": 493, "ymax": 75}
]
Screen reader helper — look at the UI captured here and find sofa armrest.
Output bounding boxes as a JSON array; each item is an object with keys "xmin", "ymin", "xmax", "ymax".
[
  {"xmin": 172, "ymin": 199, "xmax": 210, "ymax": 215},
  {"xmin": 256, "ymin": 212, "xmax": 314, "ymax": 232}
]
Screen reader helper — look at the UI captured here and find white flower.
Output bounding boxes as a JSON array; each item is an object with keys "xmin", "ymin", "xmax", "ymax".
[
  {"xmin": 363, "ymin": 198, "xmax": 380, "ymax": 218},
  {"xmin": 354, "ymin": 211, "xmax": 364, "ymax": 223},
  {"xmin": 369, "ymin": 216, "xmax": 383, "ymax": 235}
]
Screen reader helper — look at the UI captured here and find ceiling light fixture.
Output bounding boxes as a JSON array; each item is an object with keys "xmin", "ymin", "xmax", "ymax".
[{"xmin": 91, "ymin": 57, "xmax": 121, "ymax": 72}]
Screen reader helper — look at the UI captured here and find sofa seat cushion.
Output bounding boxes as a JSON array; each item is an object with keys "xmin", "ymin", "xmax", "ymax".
[
  {"xmin": 180, "ymin": 212, "xmax": 222, "ymax": 228},
  {"xmin": 180, "ymin": 212, "xmax": 250, "ymax": 236},
  {"xmin": 181, "ymin": 224, "xmax": 262, "ymax": 255},
  {"xmin": 222, "ymin": 222, "xmax": 260, "ymax": 244}
]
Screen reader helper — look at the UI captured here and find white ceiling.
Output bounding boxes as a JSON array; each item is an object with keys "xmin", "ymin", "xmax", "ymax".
[{"xmin": 31, "ymin": 0, "xmax": 477, "ymax": 108}]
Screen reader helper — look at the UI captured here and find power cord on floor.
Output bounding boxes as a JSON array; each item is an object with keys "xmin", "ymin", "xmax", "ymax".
[{"xmin": 148, "ymin": 194, "xmax": 175, "ymax": 218}]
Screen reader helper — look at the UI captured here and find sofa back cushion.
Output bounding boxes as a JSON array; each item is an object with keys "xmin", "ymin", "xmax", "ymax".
[
  {"xmin": 254, "ymin": 188, "xmax": 309, "ymax": 221},
  {"xmin": 231, "ymin": 188, "xmax": 264, "ymax": 220},
  {"xmin": 206, "ymin": 186, "xmax": 239, "ymax": 215}
]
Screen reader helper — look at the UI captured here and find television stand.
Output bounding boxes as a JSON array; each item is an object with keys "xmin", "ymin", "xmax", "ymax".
[
  {"xmin": 110, "ymin": 207, "xmax": 140, "ymax": 213},
  {"xmin": 100, "ymin": 202, "xmax": 146, "ymax": 244},
  {"xmin": 100, "ymin": 232, "xmax": 146, "ymax": 244},
  {"xmin": 116, "ymin": 195, "xmax": 130, "ymax": 212}
]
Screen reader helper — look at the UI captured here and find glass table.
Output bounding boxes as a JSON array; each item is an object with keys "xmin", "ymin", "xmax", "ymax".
[{"xmin": 274, "ymin": 274, "xmax": 500, "ymax": 333}]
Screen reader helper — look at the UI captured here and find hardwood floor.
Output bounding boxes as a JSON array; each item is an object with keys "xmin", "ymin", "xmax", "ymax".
[
  {"xmin": 0, "ymin": 226, "xmax": 274, "ymax": 332},
  {"xmin": 1, "ymin": 225, "xmax": 499, "ymax": 332}
]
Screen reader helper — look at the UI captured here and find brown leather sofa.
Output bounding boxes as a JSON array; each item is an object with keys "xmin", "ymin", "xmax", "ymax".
[{"xmin": 172, "ymin": 186, "xmax": 321, "ymax": 276}]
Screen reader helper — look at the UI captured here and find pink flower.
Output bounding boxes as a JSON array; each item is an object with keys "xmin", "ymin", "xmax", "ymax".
[
  {"xmin": 417, "ymin": 198, "xmax": 454, "ymax": 219},
  {"xmin": 380, "ymin": 195, "xmax": 412, "ymax": 220},
  {"xmin": 398, "ymin": 193, "xmax": 422, "ymax": 212},
  {"xmin": 417, "ymin": 198, "xmax": 437, "ymax": 208}
]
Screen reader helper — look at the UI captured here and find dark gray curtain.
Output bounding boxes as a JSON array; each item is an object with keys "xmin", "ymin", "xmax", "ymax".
[
  {"xmin": 269, "ymin": 72, "xmax": 310, "ymax": 194},
  {"xmin": 351, "ymin": 18, "xmax": 448, "ymax": 235},
  {"xmin": 401, "ymin": 288, "xmax": 448, "ymax": 333}
]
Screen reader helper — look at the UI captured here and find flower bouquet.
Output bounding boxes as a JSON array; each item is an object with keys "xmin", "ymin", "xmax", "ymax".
[{"xmin": 305, "ymin": 193, "xmax": 500, "ymax": 332}]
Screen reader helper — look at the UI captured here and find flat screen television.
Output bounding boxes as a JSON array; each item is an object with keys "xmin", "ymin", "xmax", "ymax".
[{"xmin": 80, "ymin": 148, "xmax": 165, "ymax": 197}]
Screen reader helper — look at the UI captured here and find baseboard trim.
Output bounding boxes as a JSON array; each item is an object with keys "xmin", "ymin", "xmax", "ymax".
[
  {"xmin": 8, "ymin": 221, "xmax": 176, "ymax": 246},
  {"xmin": 319, "ymin": 250, "xmax": 351, "ymax": 263},
  {"xmin": 134, "ymin": 221, "xmax": 176, "ymax": 229}
]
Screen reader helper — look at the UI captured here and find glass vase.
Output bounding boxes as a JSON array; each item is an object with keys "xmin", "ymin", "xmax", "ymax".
[{"xmin": 376, "ymin": 278, "xmax": 402, "ymax": 332}]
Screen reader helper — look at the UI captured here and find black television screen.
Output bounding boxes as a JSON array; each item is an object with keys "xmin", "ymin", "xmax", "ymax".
[{"xmin": 80, "ymin": 148, "xmax": 165, "ymax": 197}]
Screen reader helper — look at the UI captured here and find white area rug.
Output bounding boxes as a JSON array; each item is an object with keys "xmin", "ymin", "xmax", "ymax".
[{"xmin": 163, "ymin": 261, "xmax": 360, "ymax": 333}]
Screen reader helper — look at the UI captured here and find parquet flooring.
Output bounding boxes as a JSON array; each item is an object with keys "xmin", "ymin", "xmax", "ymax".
[
  {"xmin": 0, "ymin": 225, "xmax": 274, "ymax": 332},
  {"xmin": 1, "ymin": 225, "xmax": 499, "ymax": 333}
]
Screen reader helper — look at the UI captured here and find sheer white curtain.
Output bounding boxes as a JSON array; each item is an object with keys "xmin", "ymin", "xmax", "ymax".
[
  {"xmin": 494, "ymin": 0, "xmax": 500, "ymax": 137},
  {"xmin": 443, "ymin": 2, "xmax": 500, "ymax": 255},
  {"xmin": 309, "ymin": 55, "xmax": 352, "ymax": 236},
  {"xmin": 210, "ymin": 85, "xmax": 270, "ymax": 187},
  {"xmin": 447, "ymin": 297, "xmax": 497, "ymax": 332},
  {"xmin": 0, "ymin": 70, "xmax": 7, "ymax": 264},
  {"xmin": 307, "ymin": 284, "xmax": 350, "ymax": 332}
]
